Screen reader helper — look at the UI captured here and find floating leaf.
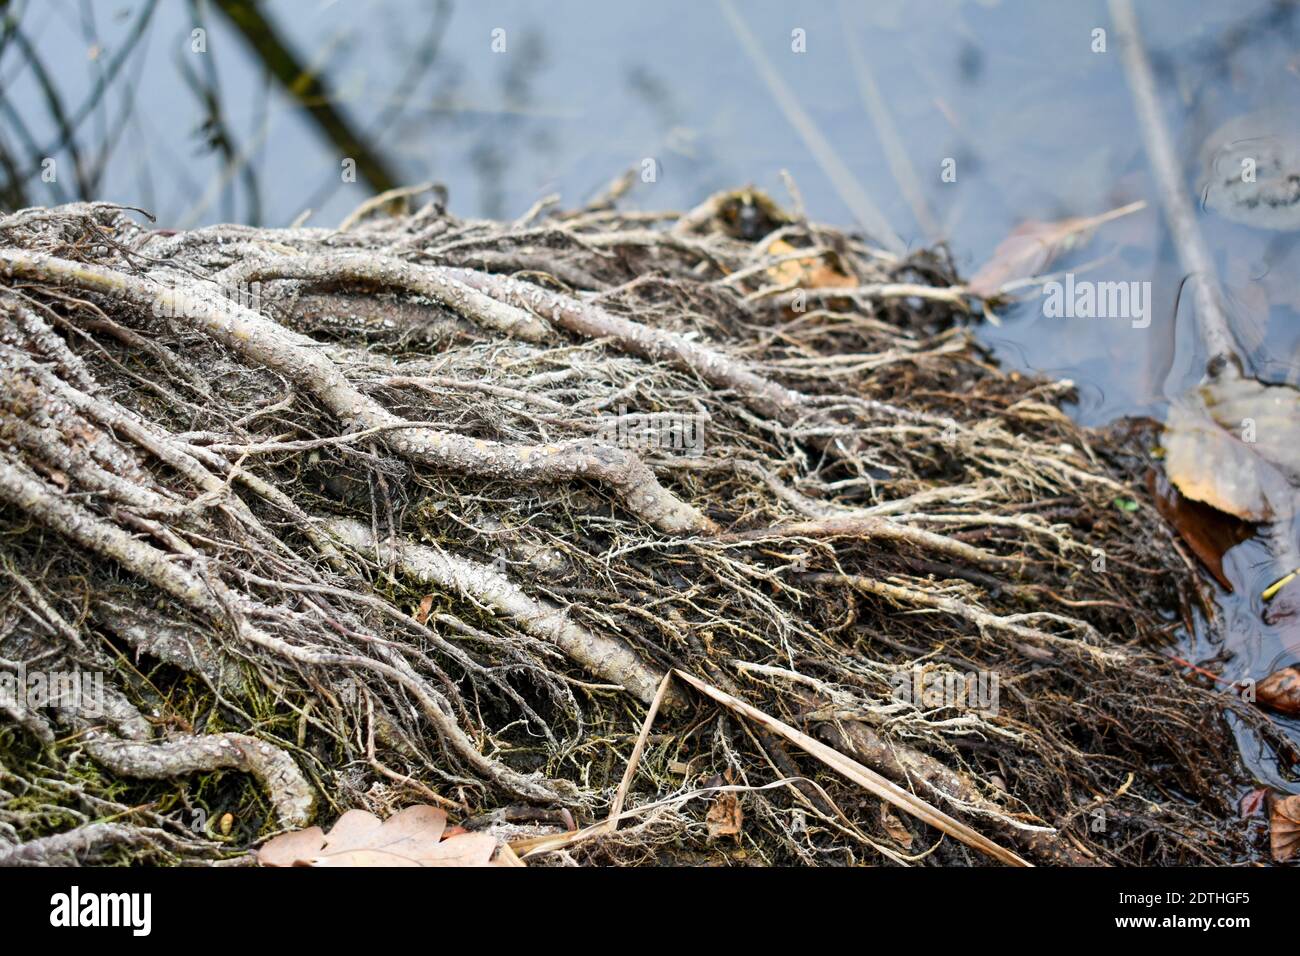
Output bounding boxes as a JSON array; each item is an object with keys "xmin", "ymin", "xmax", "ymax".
[
  {"xmin": 1257, "ymin": 665, "xmax": 1300, "ymax": 717},
  {"xmin": 1269, "ymin": 793, "xmax": 1300, "ymax": 863},
  {"xmin": 1162, "ymin": 373, "xmax": 1300, "ymax": 522},
  {"xmin": 257, "ymin": 804, "xmax": 515, "ymax": 867},
  {"xmin": 967, "ymin": 201, "xmax": 1146, "ymax": 298},
  {"xmin": 1200, "ymin": 375, "xmax": 1300, "ymax": 488},
  {"xmin": 1162, "ymin": 401, "xmax": 1272, "ymax": 520}
]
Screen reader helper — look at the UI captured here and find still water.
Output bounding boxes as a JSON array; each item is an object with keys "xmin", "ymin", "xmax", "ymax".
[{"xmin": 3, "ymin": 0, "xmax": 1297, "ymax": 781}]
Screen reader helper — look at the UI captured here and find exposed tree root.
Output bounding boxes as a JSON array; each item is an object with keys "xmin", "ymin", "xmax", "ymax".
[
  {"xmin": 0, "ymin": 822, "xmax": 168, "ymax": 866},
  {"xmin": 0, "ymin": 196, "xmax": 1285, "ymax": 866},
  {"xmin": 325, "ymin": 517, "xmax": 678, "ymax": 708},
  {"xmin": 83, "ymin": 732, "xmax": 315, "ymax": 828},
  {"xmin": 0, "ymin": 250, "xmax": 711, "ymax": 535}
]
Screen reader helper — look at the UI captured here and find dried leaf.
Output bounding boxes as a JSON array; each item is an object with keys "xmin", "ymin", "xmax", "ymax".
[
  {"xmin": 1163, "ymin": 401, "xmax": 1271, "ymax": 520},
  {"xmin": 319, "ymin": 809, "xmax": 384, "ymax": 854},
  {"xmin": 763, "ymin": 239, "xmax": 855, "ymax": 289},
  {"xmin": 1201, "ymin": 376, "xmax": 1300, "ymax": 489},
  {"xmin": 1240, "ymin": 787, "xmax": 1269, "ymax": 819},
  {"xmin": 352, "ymin": 804, "xmax": 447, "ymax": 858},
  {"xmin": 967, "ymin": 201, "xmax": 1145, "ymax": 298},
  {"xmin": 310, "ymin": 850, "xmax": 423, "ymax": 867},
  {"xmin": 880, "ymin": 804, "xmax": 914, "ymax": 849},
  {"xmin": 414, "ymin": 594, "xmax": 434, "ymax": 625},
  {"xmin": 1149, "ymin": 471, "xmax": 1252, "ymax": 591},
  {"xmin": 256, "ymin": 826, "xmax": 324, "ymax": 867},
  {"xmin": 492, "ymin": 843, "xmax": 527, "ymax": 868},
  {"xmin": 1257, "ymin": 665, "xmax": 1300, "ymax": 716},
  {"xmin": 705, "ymin": 792, "xmax": 743, "ymax": 841},
  {"xmin": 1162, "ymin": 374, "xmax": 1300, "ymax": 522},
  {"xmin": 416, "ymin": 832, "xmax": 498, "ymax": 867},
  {"xmin": 1269, "ymin": 793, "xmax": 1300, "ymax": 863},
  {"xmin": 258, "ymin": 804, "xmax": 511, "ymax": 868}
]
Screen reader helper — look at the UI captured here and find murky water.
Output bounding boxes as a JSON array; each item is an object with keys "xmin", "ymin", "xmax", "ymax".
[{"xmin": 3, "ymin": 0, "xmax": 1297, "ymax": 781}]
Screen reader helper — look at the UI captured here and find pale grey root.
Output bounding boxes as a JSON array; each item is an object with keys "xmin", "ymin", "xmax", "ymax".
[{"xmin": 326, "ymin": 517, "xmax": 678, "ymax": 708}]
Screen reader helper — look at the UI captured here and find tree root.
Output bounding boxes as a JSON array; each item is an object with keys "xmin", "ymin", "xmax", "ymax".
[
  {"xmin": 326, "ymin": 517, "xmax": 679, "ymax": 708},
  {"xmin": 0, "ymin": 196, "xmax": 1273, "ymax": 866},
  {"xmin": 813, "ymin": 709, "xmax": 1096, "ymax": 866},
  {"xmin": 0, "ymin": 249, "xmax": 712, "ymax": 534},
  {"xmin": 217, "ymin": 253, "xmax": 552, "ymax": 342},
  {"xmin": 0, "ymin": 822, "xmax": 165, "ymax": 866},
  {"xmin": 0, "ymin": 450, "xmax": 562, "ymax": 804},
  {"xmin": 82, "ymin": 732, "xmax": 315, "ymax": 828}
]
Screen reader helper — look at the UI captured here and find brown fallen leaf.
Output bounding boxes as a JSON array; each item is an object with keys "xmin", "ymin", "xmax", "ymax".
[
  {"xmin": 257, "ymin": 804, "xmax": 516, "ymax": 867},
  {"xmin": 415, "ymin": 832, "xmax": 498, "ymax": 867},
  {"xmin": 493, "ymin": 842, "xmax": 527, "ymax": 868},
  {"xmin": 1240, "ymin": 787, "xmax": 1269, "ymax": 819},
  {"xmin": 1257, "ymin": 665, "xmax": 1300, "ymax": 717},
  {"xmin": 763, "ymin": 238, "xmax": 856, "ymax": 289},
  {"xmin": 318, "ymin": 808, "xmax": 385, "ymax": 854},
  {"xmin": 706, "ymin": 791, "xmax": 743, "ymax": 841},
  {"xmin": 1269, "ymin": 793, "xmax": 1300, "ymax": 863},
  {"xmin": 967, "ymin": 201, "xmax": 1146, "ymax": 298},
  {"xmin": 1201, "ymin": 375, "xmax": 1300, "ymax": 486},
  {"xmin": 1162, "ymin": 372, "xmax": 1300, "ymax": 522},
  {"xmin": 256, "ymin": 826, "xmax": 324, "ymax": 867},
  {"xmin": 880, "ymin": 804, "xmax": 914, "ymax": 849},
  {"xmin": 1149, "ymin": 471, "xmax": 1252, "ymax": 591},
  {"xmin": 414, "ymin": 594, "xmax": 434, "ymax": 626}
]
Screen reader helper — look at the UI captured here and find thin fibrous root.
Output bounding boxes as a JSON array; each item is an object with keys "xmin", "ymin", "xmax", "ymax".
[
  {"xmin": 714, "ymin": 516, "xmax": 1018, "ymax": 572},
  {"xmin": 811, "ymin": 707, "xmax": 1096, "ymax": 866},
  {"xmin": 440, "ymin": 267, "xmax": 811, "ymax": 423},
  {"xmin": 804, "ymin": 572, "xmax": 1125, "ymax": 664},
  {"xmin": 0, "ymin": 249, "xmax": 712, "ymax": 535},
  {"xmin": 326, "ymin": 517, "xmax": 682, "ymax": 708},
  {"xmin": 0, "ymin": 453, "xmax": 563, "ymax": 804}
]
